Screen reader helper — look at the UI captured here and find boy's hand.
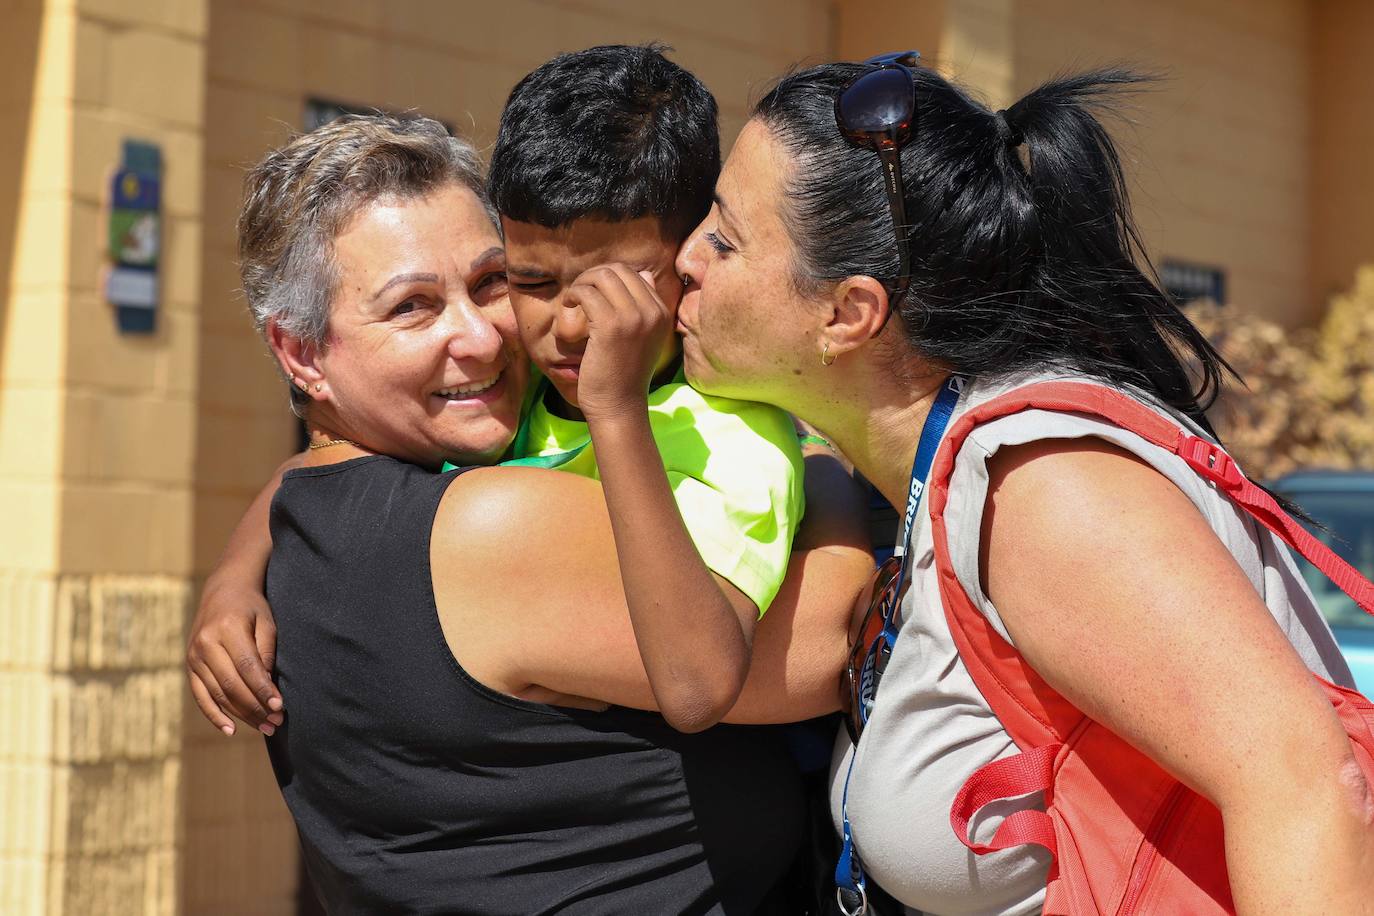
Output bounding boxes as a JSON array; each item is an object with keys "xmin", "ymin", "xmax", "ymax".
[
  {"xmin": 566, "ymin": 263, "xmax": 674, "ymax": 420},
  {"xmin": 186, "ymin": 581, "xmax": 283, "ymax": 736}
]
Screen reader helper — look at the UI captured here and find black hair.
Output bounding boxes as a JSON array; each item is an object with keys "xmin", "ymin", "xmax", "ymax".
[
  {"xmin": 488, "ymin": 44, "xmax": 720, "ymax": 242},
  {"xmin": 753, "ymin": 64, "xmax": 1234, "ymax": 430}
]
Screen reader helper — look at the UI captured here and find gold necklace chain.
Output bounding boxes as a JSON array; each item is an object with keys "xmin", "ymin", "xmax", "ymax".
[{"xmin": 307, "ymin": 438, "xmax": 358, "ymax": 450}]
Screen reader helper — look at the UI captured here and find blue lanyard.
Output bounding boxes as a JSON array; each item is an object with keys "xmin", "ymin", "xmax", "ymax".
[{"xmin": 836, "ymin": 374, "xmax": 967, "ymax": 914}]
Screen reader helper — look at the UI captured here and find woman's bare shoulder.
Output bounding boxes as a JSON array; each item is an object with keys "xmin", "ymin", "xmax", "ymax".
[{"xmin": 432, "ymin": 466, "xmax": 615, "ymax": 574}]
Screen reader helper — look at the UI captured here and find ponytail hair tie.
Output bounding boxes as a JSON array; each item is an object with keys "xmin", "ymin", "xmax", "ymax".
[{"xmin": 995, "ymin": 109, "xmax": 1024, "ymax": 148}]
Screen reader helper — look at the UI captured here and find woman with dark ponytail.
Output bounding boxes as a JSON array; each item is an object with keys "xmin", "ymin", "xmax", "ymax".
[{"xmin": 674, "ymin": 59, "xmax": 1372, "ymax": 913}]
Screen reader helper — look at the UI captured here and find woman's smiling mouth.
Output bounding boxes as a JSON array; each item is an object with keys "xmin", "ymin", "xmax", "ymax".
[{"xmin": 433, "ymin": 374, "xmax": 504, "ymax": 404}]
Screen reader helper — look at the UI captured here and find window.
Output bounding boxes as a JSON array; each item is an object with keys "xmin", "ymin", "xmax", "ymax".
[
  {"xmin": 303, "ymin": 98, "xmax": 452, "ymax": 133},
  {"xmin": 1161, "ymin": 259, "xmax": 1226, "ymax": 306},
  {"xmin": 304, "ymin": 98, "xmax": 374, "ymax": 131}
]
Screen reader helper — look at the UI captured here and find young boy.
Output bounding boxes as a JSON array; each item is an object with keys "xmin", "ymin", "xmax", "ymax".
[
  {"xmin": 190, "ymin": 45, "xmax": 808, "ymax": 734},
  {"xmin": 486, "ymin": 44, "xmax": 804, "ymax": 731}
]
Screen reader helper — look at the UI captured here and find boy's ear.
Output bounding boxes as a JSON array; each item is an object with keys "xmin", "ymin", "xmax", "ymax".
[
  {"xmin": 266, "ymin": 319, "xmax": 324, "ymax": 398},
  {"xmin": 820, "ymin": 275, "xmax": 890, "ymax": 358}
]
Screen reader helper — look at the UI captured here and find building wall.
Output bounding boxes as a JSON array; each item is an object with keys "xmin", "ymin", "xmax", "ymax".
[
  {"xmin": 839, "ymin": 0, "xmax": 1319, "ymax": 326},
  {"xmin": 0, "ymin": 12, "xmax": 61, "ymax": 910},
  {"xmin": 189, "ymin": 2, "xmax": 833, "ymax": 912},
  {"xmin": 0, "ymin": 0, "xmax": 207, "ymax": 914},
  {"xmin": 1309, "ymin": 0, "xmax": 1374, "ymax": 309},
  {"xmin": 1013, "ymin": 0, "xmax": 1314, "ymax": 325}
]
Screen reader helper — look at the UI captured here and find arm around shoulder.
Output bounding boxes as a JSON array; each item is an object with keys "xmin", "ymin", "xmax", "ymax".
[
  {"xmin": 186, "ymin": 450, "xmax": 305, "ymax": 735},
  {"xmin": 430, "ymin": 463, "xmax": 873, "ymax": 725}
]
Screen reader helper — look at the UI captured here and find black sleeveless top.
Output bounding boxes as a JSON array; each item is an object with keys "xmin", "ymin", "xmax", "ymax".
[{"xmin": 264, "ymin": 456, "xmax": 805, "ymax": 915}]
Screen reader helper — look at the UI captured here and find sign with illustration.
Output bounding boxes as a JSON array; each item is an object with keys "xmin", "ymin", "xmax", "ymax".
[{"xmin": 105, "ymin": 140, "xmax": 162, "ymax": 334}]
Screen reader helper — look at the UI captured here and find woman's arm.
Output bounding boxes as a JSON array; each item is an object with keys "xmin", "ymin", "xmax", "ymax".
[
  {"xmin": 185, "ymin": 453, "xmax": 304, "ymax": 735},
  {"xmin": 981, "ymin": 439, "xmax": 1374, "ymax": 914},
  {"xmin": 186, "ymin": 445, "xmax": 871, "ymax": 730},
  {"xmin": 432, "ymin": 456, "xmax": 873, "ymax": 724}
]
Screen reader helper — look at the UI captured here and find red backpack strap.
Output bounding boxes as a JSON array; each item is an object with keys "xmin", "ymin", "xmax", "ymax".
[
  {"xmin": 964, "ymin": 382, "xmax": 1373, "ymax": 614},
  {"xmin": 933, "ymin": 380, "xmax": 1374, "ymax": 862},
  {"xmin": 949, "ymin": 743, "xmax": 1060, "ymax": 854}
]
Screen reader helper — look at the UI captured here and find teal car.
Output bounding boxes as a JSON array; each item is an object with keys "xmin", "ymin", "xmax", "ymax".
[{"xmin": 1272, "ymin": 470, "xmax": 1374, "ymax": 696}]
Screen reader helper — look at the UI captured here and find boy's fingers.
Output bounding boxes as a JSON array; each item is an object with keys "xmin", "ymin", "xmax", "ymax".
[
  {"xmin": 567, "ymin": 282, "xmax": 618, "ymax": 330},
  {"xmin": 204, "ymin": 645, "xmax": 278, "ymax": 733},
  {"xmin": 579, "ymin": 265, "xmax": 661, "ymax": 322},
  {"xmin": 245, "ymin": 620, "xmax": 283, "ymax": 714},
  {"xmin": 191, "ymin": 658, "xmax": 253, "ymax": 735},
  {"xmin": 188, "ymin": 670, "xmax": 236, "ymax": 736},
  {"xmin": 581, "ymin": 268, "xmax": 665, "ymax": 337},
  {"xmin": 602, "ymin": 263, "xmax": 666, "ymax": 322},
  {"xmin": 635, "ymin": 269, "xmax": 664, "ymax": 310}
]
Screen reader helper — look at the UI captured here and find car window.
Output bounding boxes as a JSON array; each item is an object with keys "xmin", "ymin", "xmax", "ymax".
[{"xmin": 1285, "ymin": 490, "xmax": 1374, "ymax": 630}]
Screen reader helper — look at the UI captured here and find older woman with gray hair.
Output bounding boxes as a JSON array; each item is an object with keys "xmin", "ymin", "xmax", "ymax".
[{"xmin": 185, "ymin": 113, "xmax": 872, "ymax": 913}]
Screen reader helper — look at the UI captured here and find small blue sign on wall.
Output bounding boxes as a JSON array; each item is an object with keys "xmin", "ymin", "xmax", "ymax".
[{"xmin": 105, "ymin": 140, "xmax": 162, "ymax": 334}]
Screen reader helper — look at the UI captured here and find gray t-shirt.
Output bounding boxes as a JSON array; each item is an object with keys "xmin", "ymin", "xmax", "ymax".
[{"xmin": 830, "ymin": 371, "xmax": 1352, "ymax": 916}]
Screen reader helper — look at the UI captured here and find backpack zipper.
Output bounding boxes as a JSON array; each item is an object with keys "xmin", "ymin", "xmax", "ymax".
[{"xmin": 1117, "ymin": 783, "xmax": 1188, "ymax": 915}]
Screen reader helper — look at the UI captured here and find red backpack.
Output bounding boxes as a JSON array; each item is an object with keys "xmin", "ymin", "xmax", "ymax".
[{"xmin": 927, "ymin": 381, "xmax": 1374, "ymax": 915}]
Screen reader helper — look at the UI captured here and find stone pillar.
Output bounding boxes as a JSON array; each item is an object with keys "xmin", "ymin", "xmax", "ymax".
[{"xmin": 0, "ymin": 0, "xmax": 208, "ymax": 913}]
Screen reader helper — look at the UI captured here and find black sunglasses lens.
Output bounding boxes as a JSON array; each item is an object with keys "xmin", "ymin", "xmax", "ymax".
[{"xmin": 838, "ymin": 67, "xmax": 915, "ymax": 137}]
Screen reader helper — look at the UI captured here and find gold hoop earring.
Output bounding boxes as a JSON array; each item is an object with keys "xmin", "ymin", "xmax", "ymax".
[{"xmin": 820, "ymin": 343, "xmax": 836, "ymax": 367}]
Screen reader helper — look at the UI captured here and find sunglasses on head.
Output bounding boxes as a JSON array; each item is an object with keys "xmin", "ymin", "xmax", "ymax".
[
  {"xmin": 834, "ymin": 50, "xmax": 920, "ymax": 316},
  {"xmin": 843, "ymin": 553, "xmax": 908, "ymax": 743}
]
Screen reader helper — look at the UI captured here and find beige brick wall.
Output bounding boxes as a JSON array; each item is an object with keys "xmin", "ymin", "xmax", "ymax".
[
  {"xmin": 2, "ymin": 3, "xmax": 78, "ymax": 912},
  {"xmin": 1009, "ymin": 0, "xmax": 1313, "ymax": 325},
  {"xmin": 1309, "ymin": 0, "xmax": 1374, "ymax": 310},
  {"xmin": 838, "ymin": 0, "xmax": 1322, "ymax": 327},
  {"xmin": 2, "ymin": 0, "xmax": 206, "ymax": 913}
]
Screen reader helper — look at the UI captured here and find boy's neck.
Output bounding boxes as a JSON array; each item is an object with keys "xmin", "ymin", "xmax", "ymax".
[{"xmin": 544, "ymin": 385, "xmax": 583, "ymax": 421}]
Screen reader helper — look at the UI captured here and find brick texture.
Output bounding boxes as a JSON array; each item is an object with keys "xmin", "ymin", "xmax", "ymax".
[
  {"xmin": 839, "ymin": 0, "xmax": 1320, "ymax": 326},
  {"xmin": 1, "ymin": 574, "xmax": 190, "ymax": 916},
  {"xmin": 1, "ymin": 0, "xmax": 206, "ymax": 913}
]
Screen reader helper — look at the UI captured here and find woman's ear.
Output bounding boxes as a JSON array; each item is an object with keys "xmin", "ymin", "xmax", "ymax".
[
  {"xmin": 821, "ymin": 275, "xmax": 891, "ymax": 358},
  {"xmin": 267, "ymin": 319, "xmax": 324, "ymax": 398}
]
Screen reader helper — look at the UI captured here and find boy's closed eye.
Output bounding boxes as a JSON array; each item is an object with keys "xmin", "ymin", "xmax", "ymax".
[{"xmin": 508, "ymin": 269, "xmax": 557, "ymax": 294}]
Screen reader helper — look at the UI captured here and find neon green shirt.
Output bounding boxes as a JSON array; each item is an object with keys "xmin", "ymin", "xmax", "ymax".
[{"xmin": 516, "ymin": 372, "xmax": 805, "ymax": 615}]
